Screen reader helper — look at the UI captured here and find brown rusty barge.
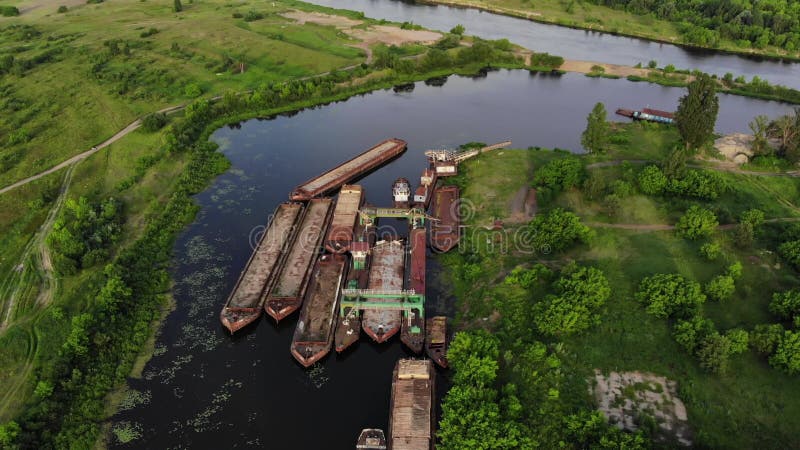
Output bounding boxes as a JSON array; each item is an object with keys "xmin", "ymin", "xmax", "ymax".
[
  {"xmin": 425, "ymin": 316, "xmax": 448, "ymax": 369},
  {"xmin": 401, "ymin": 228, "xmax": 426, "ymax": 353},
  {"xmin": 220, "ymin": 202, "xmax": 304, "ymax": 334},
  {"xmin": 325, "ymin": 185, "xmax": 364, "ymax": 254},
  {"xmin": 388, "ymin": 359, "xmax": 435, "ymax": 450},
  {"xmin": 290, "ymin": 254, "xmax": 347, "ymax": 367},
  {"xmin": 430, "ymin": 185, "xmax": 460, "ymax": 253},
  {"xmin": 334, "ymin": 230, "xmax": 374, "ymax": 353},
  {"xmin": 265, "ymin": 198, "xmax": 333, "ymax": 322},
  {"xmin": 290, "ymin": 139, "xmax": 407, "ymax": 201},
  {"xmin": 362, "ymin": 239, "xmax": 405, "ymax": 343}
]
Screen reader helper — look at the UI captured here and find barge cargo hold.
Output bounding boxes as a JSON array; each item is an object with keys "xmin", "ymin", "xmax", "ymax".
[
  {"xmin": 401, "ymin": 228, "xmax": 426, "ymax": 354},
  {"xmin": 335, "ymin": 232, "xmax": 374, "ymax": 353},
  {"xmin": 290, "ymin": 254, "xmax": 347, "ymax": 367},
  {"xmin": 220, "ymin": 202, "xmax": 304, "ymax": 334},
  {"xmin": 425, "ymin": 316, "xmax": 448, "ymax": 368},
  {"xmin": 388, "ymin": 359, "xmax": 435, "ymax": 450},
  {"xmin": 430, "ymin": 185, "xmax": 460, "ymax": 253},
  {"xmin": 356, "ymin": 429, "xmax": 387, "ymax": 450},
  {"xmin": 265, "ymin": 198, "xmax": 333, "ymax": 322},
  {"xmin": 362, "ymin": 239, "xmax": 406, "ymax": 343},
  {"xmin": 325, "ymin": 185, "xmax": 364, "ymax": 254},
  {"xmin": 290, "ymin": 139, "xmax": 407, "ymax": 201}
]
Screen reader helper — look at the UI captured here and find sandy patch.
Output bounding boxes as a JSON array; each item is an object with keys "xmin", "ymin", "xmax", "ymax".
[
  {"xmin": 349, "ymin": 25, "xmax": 441, "ymax": 47},
  {"xmin": 560, "ymin": 60, "xmax": 651, "ymax": 77},
  {"xmin": 714, "ymin": 133, "xmax": 780, "ymax": 164},
  {"xmin": 282, "ymin": 10, "xmax": 363, "ymax": 28},
  {"xmin": 593, "ymin": 370, "xmax": 692, "ymax": 446}
]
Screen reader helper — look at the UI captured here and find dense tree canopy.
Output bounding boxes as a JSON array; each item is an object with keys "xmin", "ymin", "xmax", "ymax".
[
  {"xmin": 534, "ymin": 265, "xmax": 611, "ymax": 336},
  {"xmin": 676, "ymin": 74, "xmax": 719, "ymax": 151},
  {"xmin": 676, "ymin": 205, "xmax": 718, "ymax": 239},
  {"xmin": 527, "ymin": 208, "xmax": 591, "ymax": 253},
  {"xmin": 533, "ymin": 157, "xmax": 585, "ymax": 191},
  {"xmin": 636, "ymin": 273, "xmax": 706, "ymax": 318}
]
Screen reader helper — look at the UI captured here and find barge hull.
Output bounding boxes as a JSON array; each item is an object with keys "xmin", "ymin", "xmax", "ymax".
[
  {"xmin": 401, "ymin": 228, "xmax": 426, "ymax": 353},
  {"xmin": 220, "ymin": 202, "xmax": 304, "ymax": 333},
  {"xmin": 388, "ymin": 359, "xmax": 434, "ymax": 450},
  {"xmin": 362, "ymin": 239, "xmax": 405, "ymax": 343},
  {"xmin": 425, "ymin": 316, "xmax": 449, "ymax": 369},
  {"xmin": 431, "ymin": 185, "xmax": 460, "ymax": 253},
  {"xmin": 290, "ymin": 139, "xmax": 407, "ymax": 201},
  {"xmin": 265, "ymin": 198, "xmax": 333, "ymax": 321},
  {"xmin": 291, "ymin": 254, "xmax": 347, "ymax": 367},
  {"xmin": 325, "ymin": 185, "xmax": 364, "ymax": 253}
]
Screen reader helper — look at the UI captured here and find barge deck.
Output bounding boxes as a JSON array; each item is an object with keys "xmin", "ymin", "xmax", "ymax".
[
  {"xmin": 265, "ymin": 198, "xmax": 333, "ymax": 321},
  {"xmin": 220, "ymin": 202, "xmax": 304, "ymax": 334},
  {"xmin": 430, "ymin": 185, "xmax": 460, "ymax": 253},
  {"xmin": 334, "ymin": 225, "xmax": 374, "ymax": 353},
  {"xmin": 362, "ymin": 239, "xmax": 405, "ymax": 343},
  {"xmin": 290, "ymin": 139, "xmax": 407, "ymax": 201},
  {"xmin": 388, "ymin": 359, "xmax": 435, "ymax": 450},
  {"xmin": 425, "ymin": 316, "xmax": 448, "ymax": 368},
  {"xmin": 401, "ymin": 228, "xmax": 426, "ymax": 353},
  {"xmin": 290, "ymin": 254, "xmax": 347, "ymax": 367},
  {"xmin": 325, "ymin": 185, "xmax": 364, "ymax": 253}
]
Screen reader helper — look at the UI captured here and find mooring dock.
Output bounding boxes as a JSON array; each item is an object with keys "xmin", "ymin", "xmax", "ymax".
[
  {"xmin": 361, "ymin": 239, "xmax": 406, "ymax": 343},
  {"xmin": 220, "ymin": 202, "xmax": 304, "ymax": 333},
  {"xmin": 265, "ymin": 198, "xmax": 333, "ymax": 321},
  {"xmin": 290, "ymin": 254, "xmax": 348, "ymax": 367},
  {"xmin": 401, "ymin": 228, "xmax": 426, "ymax": 353},
  {"xmin": 388, "ymin": 359, "xmax": 435, "ymax": 450},
  {"xmin": 290, "ymin": 139, "xmax": 407, "ymax": 201},
  {"xmin": 326, "ymin": 185, "xmax": 364, "ymax": 253}
]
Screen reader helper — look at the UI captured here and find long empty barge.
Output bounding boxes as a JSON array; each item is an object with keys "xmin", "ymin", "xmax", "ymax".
[
  {"xmin": 290, "ymin": 254, "xmax": 347, "ymax": 367},
  {"xmin": 325, "ymin": 185, "xmax": 364, "ymax": 253},
  {"xmin": 290, "ymin": 139, "xmax": 407, "ymax": 201},
  {"xmin": 425, "ymin": 316, "xmax": 448, "ymax": 368},
  {"xmin": 362, "ymin": 239, "xmax": 405, "ymax": 343},
  {"xmin": 265, "ymin": 198, "xmax": 333, "ymax": 322},
  {"xmin": 388, "ymin": 359, "xmax": 435, "ymax": 450},
  {"xmin": 401, "ymin": 228, "xmax": 426, "ymax": 354},
  {"xmin": 220, "ymin": 202, "xmax": 304, "ymax": 334},
  {"xmin": 615, "ymin": 107, "xmax": 675, "ymax": 124},
  {"xmin": 430, "ymin": 185, "xmax": 460, "ymax": 253}
]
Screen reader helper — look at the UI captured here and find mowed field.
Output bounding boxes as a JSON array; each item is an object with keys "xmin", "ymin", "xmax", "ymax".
[{"xmin": 446, "ymin": 124, "xmax": 800, "ymax": 448}]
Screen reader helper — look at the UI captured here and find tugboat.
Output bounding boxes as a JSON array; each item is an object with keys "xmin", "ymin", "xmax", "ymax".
[
  {"xmin": 392, "ymin": 177, "xmax": 411, "ymax": 209},
  {"xmin": 356, "ymin": 429, "xmax": 387, "ymax": 450}
]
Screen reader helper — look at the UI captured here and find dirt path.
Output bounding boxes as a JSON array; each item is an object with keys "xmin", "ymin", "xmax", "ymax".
[{"xmin": 0, "ymin": 105, "xmax": 183, "ymax": 196}]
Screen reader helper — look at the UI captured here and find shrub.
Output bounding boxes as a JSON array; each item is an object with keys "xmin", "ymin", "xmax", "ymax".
[
  {"xmin": 700, "ymin": 242, "xmax": 721, "ymax": 260},
  {"xmin": 636, "ymin": 273, "xmax": 706, "ymax": 319},
  {"xmin": 676, "ymin": 205, "xmax": 718, "ymax": 240},
  {"xmin": 140, "ymin": 27, "xmax": 159, "ymax": 38},
  {"xmin": 243, "ymin": 10, "xmax": 264, "ymax": 22},
  {"xmin": 779, "ymin": 240, "xmax": 800, "ymax": 270},
  {"xmin": 141, "ymin": 112, "xmax": 168, "ymax": 132},
  {"xmin": 450, "ymin": 24, "xmax": 465, "ymax": 35},
  {"xmin": 705, "ymin": 274, "xmax": 735, "ymax": 301},
  {"xmin": 529, "ymin": 52, "xmax": 564, "ymax": 69},
  {"xmin": 534, "ymin": 265, "xmax": 610, "ymax": 336},
  {"xmin": 637, "ymin": 165, "xmax": 667, "ymax": 195},
  {"xmin": 770, "ymin": 290, "xmax": 800, "ymax": 322},
  {"xmin": 57, "ymin": 5, "xmax": 68, "ymax": 13},
  {"xmin": 184, "ymin": 83, "xmax": 202, "ymax": 98},
  {"xmin": 534, "ymin": 157, "xmax": 584, "ymax": 191},
  {"xmin": 674, "ymin": 316, "xmax": 715, "ymax": 353},
  {"xmin": 527, "ymin": 208, "xmax": 590, "ymax": 253},
  {"xmin": 0, "ymin": 6, "xmax": 20, "ymax": 16}
]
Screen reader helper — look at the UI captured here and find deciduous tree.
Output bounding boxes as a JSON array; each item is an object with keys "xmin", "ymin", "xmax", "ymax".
[
  {"xmin": 581, "ymin": 102, "xmax": 610, "ymax": 153},
  {"xmin": 676, "ymin": 74, "xmax": 719, "ymax": 151}
]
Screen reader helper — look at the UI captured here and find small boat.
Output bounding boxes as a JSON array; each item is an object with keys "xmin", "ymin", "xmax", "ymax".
[
  {"xmin": 356, "ymin": 428, "xmax": 387, "ymax": 450},
  {"xmin": 425, "ymin": 316, "xmax": 448, "ymax": 368},
  {"xmin": 392, "ymin": 177, "xmax": 411, "ymax": 209}
]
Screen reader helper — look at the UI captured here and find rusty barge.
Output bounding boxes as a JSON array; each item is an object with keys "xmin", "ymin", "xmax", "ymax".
[
  {"xmin": 615, "ymin": 107, "xmax": 675, "ymax": 124},
  {"xmin": 290, "ymin": 254, "xmax": 348, "ymax": 367},
  {"xmin": 400, "ymin": 228, "xmax": 426, "ymax": 353},
  {"xmin": 425, "ymin": 316, "xmax": 448, "ymax": 368},
  {"xmin": 326, "ymin": 185, "xmax": 364, "ymax": 254},
  {"xmin": 265, "ymin": 198, "xmax": 333, "ymax": 322},
  {"xmin": 388, "ymin": 359, "xmax": 435, "ymax": 450},
  {"xmin": 334, "ymin": 234, "xmax": 374, "ymax": 353},
  {"xmin": 290, "ymin": 139, "xmax": 407, "ymax": 201},
  {"xmin": 362, "ymin": 239, "xmax": 405, "ymax": 343},
  {"xmin": 430, "ymin": 185, "xmax": 460, "ymax": 253},
  {"xmin": 220, "ymin": 202, "xmax": 304, "ymax": 334}
]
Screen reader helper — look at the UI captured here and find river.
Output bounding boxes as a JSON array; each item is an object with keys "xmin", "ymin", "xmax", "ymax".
[
  {"xmin": 110, "ymin": 69, "xmax": 793, "ymax": 449},
  {"xmin": 308, "ymin": 0, "xmax": 800, "ymax": 90}
]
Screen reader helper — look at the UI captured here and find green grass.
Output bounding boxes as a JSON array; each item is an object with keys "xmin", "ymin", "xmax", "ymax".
[{"xmin": 442, "ymin": 139, "xmax": 800, "ymax": 448}]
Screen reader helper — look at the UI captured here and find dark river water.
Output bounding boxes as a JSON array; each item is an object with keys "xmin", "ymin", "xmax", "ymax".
[
  {"xmin": 309, "ymin": 0, "xmax": 800, "ymax": 89},
  {"xmin": 112, "ymin": 70, "xmax": 793, "ymax": 449}
]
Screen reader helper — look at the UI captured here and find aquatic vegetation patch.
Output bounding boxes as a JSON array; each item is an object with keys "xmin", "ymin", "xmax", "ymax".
[{"xmin": 111, "ymin": 421, "xmax": 143, "ymax": 444}]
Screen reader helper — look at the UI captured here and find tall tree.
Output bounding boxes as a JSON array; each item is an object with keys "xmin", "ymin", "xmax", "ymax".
[
  {"xmin": 581, "ymin": 102, "xmax": 610, "ymax": 153},
  {"xmin": 676, "ymin": 73, "xmax": 719, "ymax": 151},
  {"xmin": 749, "ymin": 115, "xmax": 771, "ymax": 156}
]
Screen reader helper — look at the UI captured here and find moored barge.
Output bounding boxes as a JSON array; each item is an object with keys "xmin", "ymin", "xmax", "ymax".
[
  {"xmin": 335, "ymin": 234, "xmax": 374, "ymax": 352},
  {"xmin": 356, "ymin": 429, "xmax": 387, "ymax": 450},
  {"xmin": 425, "ymin": 316, "xmax": 448, "ymax": 368},
  {"xmin": 325, "ymin": 185, "xmax": 364, "ymax": 253},
  {"xmin": 290, "ymin": 139, "xmax": 407, "ymax": 201},
  {"xmin": 392, "ymin": 177, "xmax": 411, "ymax": 209},
  {"xmin": 290, "ymin": 254, "xmax": 347, "ymax": 367},
  {"xmin": 220, "ymin": 202, "xmax": 304, "ymax": 333},
  {"xmin": 362, "ymin": 239, "xmax": 405, "ymax": 343},
  {"xmin": 265, "ymin": 198, "xmax": 333, "ymax": 321},
  {"xmin": 615, "ymin": 107, "xmax": 675, "ymax": 124},
  {"xmin": 401, "ymin": 228, "xmax": 426, "ymax": 353},
  {"xmin": 430, "ymin": 185, "xmax": 460, "ymax": 253},
  {"xmin": 388, "ymin": 359, "xmax": 435, "ymax": 450}
]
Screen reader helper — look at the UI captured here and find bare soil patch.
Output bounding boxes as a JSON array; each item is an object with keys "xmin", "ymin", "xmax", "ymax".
[
  {"xmin": 560, "ymin": 60, "xmax": 651, "ymax": 77},
  {"xmin": 281, "ymin": 10, "xmax": 363, "ymax": 28},
  {"xmin": 593, "ymin": 370, "xmax": 692, "ymax": 446}
]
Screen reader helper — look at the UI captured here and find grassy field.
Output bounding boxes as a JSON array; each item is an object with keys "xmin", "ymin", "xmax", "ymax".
[
  {"xmin": 419, "ymin": 0, "xmax": 798, "ymax": 60},
  {"xmin": 440, "ymin": 122, "xmax": 800, "ymax": 447}
]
